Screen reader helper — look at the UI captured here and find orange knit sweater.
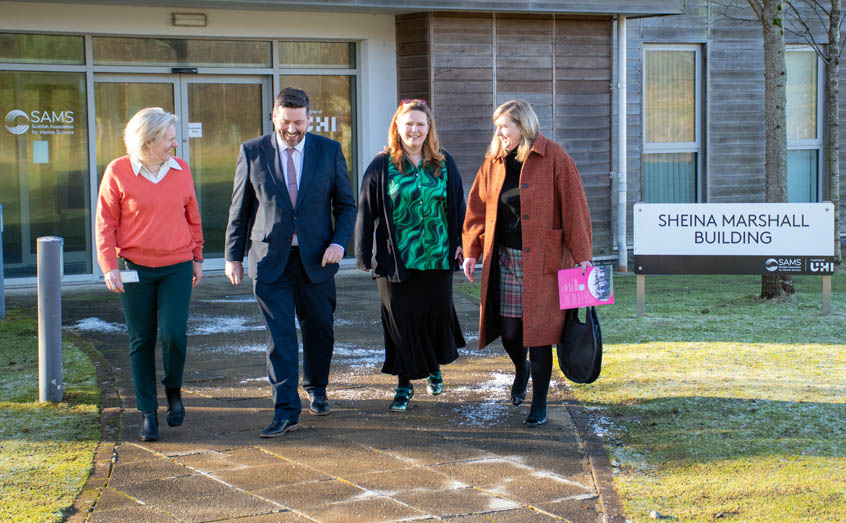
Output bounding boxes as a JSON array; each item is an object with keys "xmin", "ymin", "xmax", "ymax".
[{"xmin": 96, "ymin": 156, "xmax": 204, "ymax": 272}]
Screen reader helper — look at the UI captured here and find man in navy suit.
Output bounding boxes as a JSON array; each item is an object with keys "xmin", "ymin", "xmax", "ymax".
[{"xmin": 224, "ymin": 87, "xmax": 356, "ymax": 437}]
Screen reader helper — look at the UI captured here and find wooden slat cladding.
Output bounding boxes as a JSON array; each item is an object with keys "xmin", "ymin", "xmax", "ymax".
[
  {"xmin": 496, "ymin": 15, "xmax": 554, "ymax": 136},
  {"xmin": 396, "ymin": 13, "xmax": 431, "ymax": 102},
  {"xmin": 431, "ymin": 13, "xmax": 494, "ymax": 188},
  {"xmin": 422, "ymin": 12, "xmax": 613, "ymax": 254},
  {"xmin": 555, "ymin": 18, "xmax": 613, "ymax": 254}
]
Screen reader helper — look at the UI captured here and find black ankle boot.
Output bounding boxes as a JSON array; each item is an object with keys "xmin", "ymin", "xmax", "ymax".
[
  {"xmin": 511, "ymin": 359, "xmax": 530, "ymax": 406},
  {"xmin": 524, "ymin": 407, "xmax": 547, "ymax": 427},
  {"xmin": 165, "ymin": 387, "xmax": 185, "ymax": 427},
  {"xmin": 139, "ymin": 411, "xmax": 159, "ymax": 441}
]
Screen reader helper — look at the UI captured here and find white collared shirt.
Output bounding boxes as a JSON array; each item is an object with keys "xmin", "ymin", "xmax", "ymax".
[
  {"xmin": 275, "ymin": 132, "xmax": 306, "ymax": 188},
  {"xmin": 130, "ymin": 156, "xmax": 182, "ymax": 184}
]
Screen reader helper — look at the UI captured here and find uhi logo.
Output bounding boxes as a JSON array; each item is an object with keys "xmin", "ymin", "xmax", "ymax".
[
  {"xmin": 809, "ymin": 259, "xmax": 835, "ymax": 273},
  {"xmin": 5, "ymin": 109, "xmax": 30, "ymax": 134}
]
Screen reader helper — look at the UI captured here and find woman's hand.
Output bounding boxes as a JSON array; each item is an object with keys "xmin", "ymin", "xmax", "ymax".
[
  {"xmin": 192, "ymin": 261, "xmax": 203, "ymax": 287},
  {"xmin": 463, "ymin": 257, "xmax": 477, "ymax": 283},
  {"xmin": 104, "ymin": 269, "xmax": 124, "ymax": 294},
  {"xmin": 454, "ymin": 246, "xmax": 464, "ymax": 266},
  {"xmin": 578, "ymin": 260, "xmax": 593, "ymax": 275}
]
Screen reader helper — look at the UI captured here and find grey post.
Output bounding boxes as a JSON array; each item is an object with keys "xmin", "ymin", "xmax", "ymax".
[
  {"xmin": 822, "ymin": 275, "xmax": 832, "ymax": 315},
  {"xmin": 37, "ymin": 236, "xmax": 63, "ymax": 403},
  {"xmin": 0, "ymin": 204, "xmax": 5, "ymax": 319}
]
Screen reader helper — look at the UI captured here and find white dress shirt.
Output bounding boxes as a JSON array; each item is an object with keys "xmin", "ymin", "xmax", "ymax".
[{"xmin": 130, "ymin": 156, "xmax": 182, "ymax": 184}]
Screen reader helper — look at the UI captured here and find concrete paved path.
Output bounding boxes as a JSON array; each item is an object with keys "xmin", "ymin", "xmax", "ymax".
[{"xmin": 17, "ymin": 269, "xmax": 621, "ymax": 522}]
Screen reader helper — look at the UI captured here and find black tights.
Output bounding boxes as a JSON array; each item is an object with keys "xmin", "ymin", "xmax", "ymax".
[{"xmin": 501, "ymin": 317, "xmax": 552, "ymax": 415}]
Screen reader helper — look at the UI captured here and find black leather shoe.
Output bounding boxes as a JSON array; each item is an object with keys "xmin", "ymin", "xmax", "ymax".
[
  {"xmin": 165, "ymin": 387, "xmax": 185, "ymax": 427},
  {"xmin": 308, "ymin": 391, "xmax": 330, "ymax": 416},
  {"xmin": 524, "ymin": 410, "xmax": 548, "ymax": 427},
  {"xmin": 259, "ymin": 418, "xmax": 299, "ymax": 438},
  {"xmin": 139, "ymin": 411, "xmax": 159, "ymax": 441},
  {"xmin": 511, "ymin": 360, "xmax": 530, "ymax": 406}
]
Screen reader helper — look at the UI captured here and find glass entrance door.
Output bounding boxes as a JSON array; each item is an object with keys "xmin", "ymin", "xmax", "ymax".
[{"xmin": 94, "ymin": 75, "xmax": 268, "ymax": 271}]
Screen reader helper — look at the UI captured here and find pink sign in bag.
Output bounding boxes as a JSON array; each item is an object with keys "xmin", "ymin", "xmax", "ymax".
[{"xmin": 558, "ymin": 265, "xmax": 614, "ymax": 310}]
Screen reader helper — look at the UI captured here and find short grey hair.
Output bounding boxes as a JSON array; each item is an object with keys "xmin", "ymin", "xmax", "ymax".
[{"xmin": 123, "ymin": 107, "xmax": 178, "ymax": 160}]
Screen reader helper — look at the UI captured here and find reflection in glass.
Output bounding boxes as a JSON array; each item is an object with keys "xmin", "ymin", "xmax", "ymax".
[
  {"xmin": 642, "ymin": 153, "xmax": 696, "ymax": 203},
  {"xmin": 645, "ymin": 50, "xmax": 695, "ymax": 144},
  {"xmin": 786, "ymin": 51, "xmax": 817, "ymax": 141},
  {"xmin": 188, "ymin": 83, "xmax": 264, "ymax": 259},
  {"xmin": 0, "ymin": 33, "xmax": 84, "ymax": 64},
  {"xmin": 279, "ymin": 42, "xmax": 355, "ymax": 68},
  {"xmin": 280, "ymin": 75, "xmax": 356, "ymax": 253},
  {"xmin": 94, "ymin": 82, "xmax": 174, "ymax": 184},
  {"xmin": 92, "ymin": 37, "xmax": 271, "ymax": 67},
  {"xmin": 787, "ymin": 149, "xmax": 818, "ymax": 202},
  {"xmin": 0, "ymin": 71, "xmax": 90, "ymax": 277}
]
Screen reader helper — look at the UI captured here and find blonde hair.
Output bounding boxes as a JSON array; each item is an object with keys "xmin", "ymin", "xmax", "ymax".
[
  {"xmin": 386, "ymin": 100, "xmax": 445, "ymax": 175},
  {"xmin": 486, "ymin": 99, "xmax": 539, "ymax": 163},
  {"xmin": 124, "ymin": 107, "xmax": 178, "ymax": 160}
]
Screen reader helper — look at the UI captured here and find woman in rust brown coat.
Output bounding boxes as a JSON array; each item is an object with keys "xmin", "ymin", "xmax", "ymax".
[{"xmin": 462, "ymin": 100, "xmax": 593, "ymax": 426}]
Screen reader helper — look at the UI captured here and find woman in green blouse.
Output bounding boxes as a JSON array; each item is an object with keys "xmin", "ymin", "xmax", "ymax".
[{"xmin": 355, "ymin": 100, "xmax": 467, "ymax": 411}]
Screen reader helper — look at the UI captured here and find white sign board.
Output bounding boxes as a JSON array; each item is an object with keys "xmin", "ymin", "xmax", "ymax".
[
  {"xmin": 634, "ymin": 203, "xmax": 835, "ymax": 274},
  {"xmin": 188, "ymin": 122, "xmax": 203, "ymax": 138}
]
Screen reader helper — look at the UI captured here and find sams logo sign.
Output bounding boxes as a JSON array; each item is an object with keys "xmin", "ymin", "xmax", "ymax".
[{"xmin": 5, "ymin": 109, "xmax": 75, "ymax": 134}]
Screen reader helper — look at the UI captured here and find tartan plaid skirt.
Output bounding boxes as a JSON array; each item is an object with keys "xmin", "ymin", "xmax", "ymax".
[{"xmin": 498, "ymin": 245, "xmax": 523, "ymax": 318}]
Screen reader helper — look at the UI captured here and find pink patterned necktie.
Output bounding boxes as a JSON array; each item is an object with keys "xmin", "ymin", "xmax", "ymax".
[{"xmin": 286, "ymin": 148, "xmax": 298, "ymax": 207}]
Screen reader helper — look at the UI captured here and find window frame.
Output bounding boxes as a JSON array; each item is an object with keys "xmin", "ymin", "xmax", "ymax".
[
  {"xmin": 786, "ymin": 45, "xmax": 824, "ymax": 202},
  {"xmin": 641, "ymin": 43, "xmax": 703, "ymax": 202}
]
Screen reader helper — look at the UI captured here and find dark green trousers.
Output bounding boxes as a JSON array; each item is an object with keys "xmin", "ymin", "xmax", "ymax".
[{"xmin": 119, "ymin": 260, "xmax": 193, "ymax": 412}]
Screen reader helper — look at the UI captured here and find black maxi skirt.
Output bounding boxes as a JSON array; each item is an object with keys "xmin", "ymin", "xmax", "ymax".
[{"xmin": 376, "ymin": 269, "xmax": 465, "ymax": 379}]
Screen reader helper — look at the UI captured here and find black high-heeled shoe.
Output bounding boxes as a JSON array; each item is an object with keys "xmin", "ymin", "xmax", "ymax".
[
  {"xmin": 524, "ymin": 409, "xmax": 547, "ymax": 427},
  {"xmin": 511, "ymin": 360, "xmax": 530, "ymax": 406}
]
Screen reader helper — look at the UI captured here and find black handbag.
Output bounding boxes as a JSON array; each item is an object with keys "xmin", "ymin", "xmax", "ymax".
[{"xmin": 557, "ymin": 306, "xmax": 602, "ymax": 384}]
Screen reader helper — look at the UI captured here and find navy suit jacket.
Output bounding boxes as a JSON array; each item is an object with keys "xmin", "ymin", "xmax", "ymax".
[{"xmin": 224, "ymin": 132, "xmax": 356, "ymax": 284}]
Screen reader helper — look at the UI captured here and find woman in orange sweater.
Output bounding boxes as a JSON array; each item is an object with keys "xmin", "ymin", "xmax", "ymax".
[{"xmin": 96, "ymin": 107, "xmax": 204, "ymax": 442}]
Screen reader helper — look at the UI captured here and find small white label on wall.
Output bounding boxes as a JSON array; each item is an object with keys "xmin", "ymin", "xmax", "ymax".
[
  {"xmin": 33, "ymin": 140, "xmax": 49, "ymax": 163},
  {"xmin": 188, "ymin": 122, "xmax": 203, "ymax": 138}
]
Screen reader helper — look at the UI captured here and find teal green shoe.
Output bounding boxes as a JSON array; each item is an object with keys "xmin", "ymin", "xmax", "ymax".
[
  {"xmin": 389, "ymin": 385, "xmax": 414, "ymax": 411},
  {"xmin": 426, "ymin": 371, "xmax": 443, "ymax": 396}
]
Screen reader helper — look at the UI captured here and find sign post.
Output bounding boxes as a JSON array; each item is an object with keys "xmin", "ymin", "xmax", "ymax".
[{"xmin": 634, "ymin": 203, "xmax": 836, "ymax": 316}]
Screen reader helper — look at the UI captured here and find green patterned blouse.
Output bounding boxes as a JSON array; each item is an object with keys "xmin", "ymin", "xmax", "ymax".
[{"xmin": 388, "ymin": 158, "xmax": 450, "ymax": 270}]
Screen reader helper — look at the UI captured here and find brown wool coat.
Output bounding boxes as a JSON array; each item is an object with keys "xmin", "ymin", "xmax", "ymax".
[{"xmin": 462, "ymin": 134, "xmax": 593, "ymax": 348}]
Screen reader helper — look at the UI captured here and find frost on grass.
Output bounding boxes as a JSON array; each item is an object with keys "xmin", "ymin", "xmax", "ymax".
[
  {"xmin": 67, "ymin": 317, "xmax": 125, "ymax": 333},
  {"xmin": 451, "ymin": 371, "xmax": 512, "ymax": 426}
]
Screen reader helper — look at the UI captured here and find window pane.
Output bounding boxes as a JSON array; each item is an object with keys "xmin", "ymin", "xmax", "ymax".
[
  {"xmin": 0, "ymin": 71, "xmax": 91, "ymax": 277},
  {"xmin": 645, "ymin": 50, "xmax": 695, "ymax": 143},
  {"xmin": 786, "ymin": 51, "xmax": 817, "ymax": 141},
  {"xmin": 0, "ymin": 33, "xmax": 84, "ymax": 65},
  {"xmin": 279, "ymin": 42, "xmax": 355, "ymax": 68},
  {"xmin": 280, "ymin": 75, "xmax": 356, "ymax": 253},
  {"xmin": 642, "ymin": 153, "xmax": 696, "ymax": 203},
  {"xmin": 187, "ymin": 82, "xmax": 264, "ymax": 259},
  {"xmin": 94, "ymin": 82, "xmax": 175, "ymax": 184},
  {"xmin": 92, "ymin": 37, "xmax": 271, "ymax": 67},
  {"xmin": 787, "ymin": 149, "xmax": 818, "ymax": 202}
]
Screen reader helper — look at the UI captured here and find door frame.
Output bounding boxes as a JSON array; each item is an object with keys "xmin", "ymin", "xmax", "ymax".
[{"xmin": 91, "ymin": 73, "xmax": 272, "ymax": 275}]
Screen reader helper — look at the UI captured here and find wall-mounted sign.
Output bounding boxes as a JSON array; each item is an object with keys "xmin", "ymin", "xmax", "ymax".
[
  {"xmin": 634, "ymin": 203, "xmax": 835, "ymax": 275},
  {"xmin": 188, "ymin": 122, "xmax": 202, "ymax": 138}
]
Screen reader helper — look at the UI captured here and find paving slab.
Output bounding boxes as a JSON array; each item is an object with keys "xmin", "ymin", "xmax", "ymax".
[{"xmin": 6, "ymin": 270, "xmax": 624, "ymax": 522}]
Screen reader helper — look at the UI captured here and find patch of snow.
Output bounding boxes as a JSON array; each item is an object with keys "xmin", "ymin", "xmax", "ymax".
[
  {"xmin": 451, "ymin": 372, "xmax": 513, "ymax": 426},
  {"xmin": 68, "ymin": 317, "xmax": 125, "ymax": 333},
  {"xmin": 205, "ymin": 343, "xmax": 266, "ymax": 354},
  {"xmin": 238, "ymin": 377, "xmax": 268, "ymax": 384},
  {"xmin": 333, "ymin": 343, "xmax": 383, "ymax": 368},
  {"xmin": 190, "ymin": 316, "xmax": 267, "ymax": 335},
  {"xmin": 200, "ymin": 296, "xmax": 256, "ymax": 303}
]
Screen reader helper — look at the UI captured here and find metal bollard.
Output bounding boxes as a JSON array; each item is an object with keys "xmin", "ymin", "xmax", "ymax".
[
  {"xmin": 37, "ymin": 236, "xmax": 63, "ymax": 403},
  {"xmin": 0, "ymin": 204, "xmax": 5, "ymax": 319}
]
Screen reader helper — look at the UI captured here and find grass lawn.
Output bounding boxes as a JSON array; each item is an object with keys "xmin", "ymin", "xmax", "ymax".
[
  {"xmin": 457, "ymin": 271, "xmax": 845, "ymax": 522},
  {"xmin": 0, "ymin": 308, "xmax": 100, "ymax": 522}
]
